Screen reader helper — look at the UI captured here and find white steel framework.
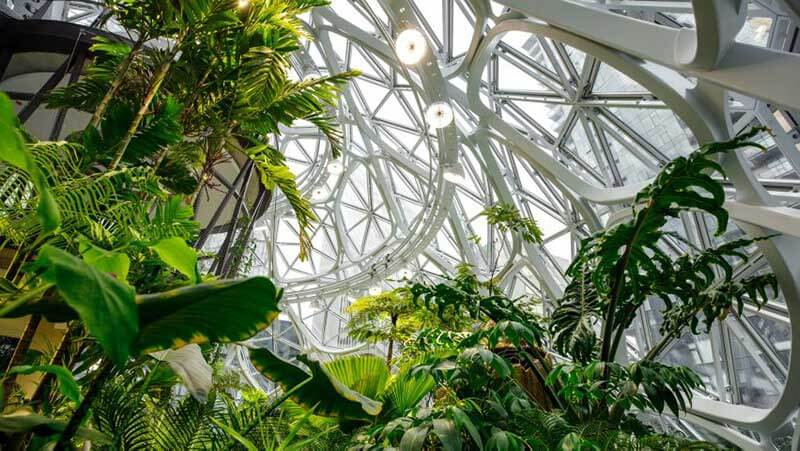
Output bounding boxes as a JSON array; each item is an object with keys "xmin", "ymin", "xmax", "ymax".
[{"xmin": 3, "ymin": 0, "xmax": 800, "ymax": 448}]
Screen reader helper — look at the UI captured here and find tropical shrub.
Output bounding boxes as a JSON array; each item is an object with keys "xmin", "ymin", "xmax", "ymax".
[
  {"xmin": 346, "ymin": 289, "xmax": 473, "ymax": 366},
  {"xmin": 266, "ymin": 129, "xmax": 776, "ymax": 450}
]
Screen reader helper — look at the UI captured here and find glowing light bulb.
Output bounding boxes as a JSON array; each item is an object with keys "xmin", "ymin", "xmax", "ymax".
[
  {"xmin": 326, "ymin": 161, "xmax": 344, "ymax": 175},
  {"xmin": 395, "ymin": 28, "xmax": 427, "ymax": 65},
  {"xmin": 425, "ymin": 101, "xmax": 454, "ymax": 129},
  {"xmin": 237, "ymin": 0, "xmax": 249, "ymax": 9}
]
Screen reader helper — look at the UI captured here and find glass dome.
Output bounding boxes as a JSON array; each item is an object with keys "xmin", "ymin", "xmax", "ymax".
[
  {"xmin": 2, "ymin": 0, "xmax": 800, "ymax": 447},
  {"xmin": 240, "ymin": 1, "xmax": 800, "ymax": 447}
]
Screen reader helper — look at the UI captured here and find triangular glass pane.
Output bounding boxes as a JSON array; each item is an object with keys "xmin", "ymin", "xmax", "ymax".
[
  {"xmin": 592, "ymin": 62, "xmax": 648, "ymax": 93},
  {"xmin": 497, "ymin": 55, "xmax": 555, "ymax": 92},
  {"xmin": 606, "ymin": 107, "xmax": 695, "ymax": 160}
]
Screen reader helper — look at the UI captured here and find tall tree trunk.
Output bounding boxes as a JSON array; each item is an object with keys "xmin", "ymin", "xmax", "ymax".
[
  {"xmin": 386, "ymin": 314, "xmax": 398, "ymax": 367},
  {"xmin": 1, "ymin": 315, "xmax": 42, "ymax": 405},
  {"xmin": 89, "ymin": 34, "xmax": 147, "ymax": 129},
  {"xmin": 386, "ymin": 339, "xmax": 394, "ymax": 367},
  {"xmin": 108, "ymin": 38, "xmax": 183, "ymax": 170}
]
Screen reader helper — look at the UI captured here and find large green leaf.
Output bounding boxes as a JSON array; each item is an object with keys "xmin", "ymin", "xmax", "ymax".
[
  {"xmin": 552, "ymin": 127, "xmax": 771, "ymax": 362},
  {"xmin": 32, "ymin": 245, "xmax": 137, "ymax": 366},
  {"xmin": 79, "ymin": 240, "xmax": 131, "ymax": 283},
  {"xmin": 380, "ymin": 371, "xmax": 436, "ymax": 419},
  {"xmin": 6, "ymin": 365, "xmax": 81, "ymax": 403},
  {"xmin": 0, "ymin": 410, "xmax": 109, "ymax": 444},
  {"xmin": 134, "ymin": 277, "xmax": 281, "ymax": 353},
  {"xmin": 323, "ymin": 354, "xmax": 389, "ymax": 400},
  {"xmin": 432, "ymin": 418, "xmax": 462, "ymax": 451},
  {"xmin": 0, "ymin": 93, "xmax": 60, "ymax": 232},
  {"xmin": 399, "ymin": 425, "xmax": 431, "ymax": 451},
  {"xmin": 2, "ymin": 275, "xmax": 282, "ymax": 360},
  {"xmin": 248, "ymin": 348, "xmax": 382, "ymax": 420},
  {"xmin": 150, "ymin": 236, "xmax": 201, "ymax": 283}
]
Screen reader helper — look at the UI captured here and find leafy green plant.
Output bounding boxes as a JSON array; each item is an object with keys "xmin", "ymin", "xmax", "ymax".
[
  {"xmin": 0, "ymin": 0, "xmax": 360, "ymax": 449},
  {"xmin": 47, "ymin": 0, "xmax": 359, "ymax": 261},
  {"xmin": 481, "ymin": 202, "xmax": 543, "ymax": 245},
  {"xmin": 346, "ymin": 289, "xmax": 470, "ymax": 366},
  {"xmin": 552, "ymin": 127, "xmax": 776, "ymax": 367},
  {"xmin": 404, "ymin": 263, "xmax": 543, "ymax": 336}
]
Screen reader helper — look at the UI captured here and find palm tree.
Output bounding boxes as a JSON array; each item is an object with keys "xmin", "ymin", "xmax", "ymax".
[{"xmin": 48, "ymin": 0, "xmax": 359, "ymax": 261}]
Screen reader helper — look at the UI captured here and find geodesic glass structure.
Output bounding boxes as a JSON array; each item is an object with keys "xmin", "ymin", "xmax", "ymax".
[{"xmin": 3, "ymin": 0, "xmax": 800, "ymax": 448}]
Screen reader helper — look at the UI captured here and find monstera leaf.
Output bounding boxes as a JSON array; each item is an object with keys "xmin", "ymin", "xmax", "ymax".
[
  {"xmin": 248, "ymin": 348, "xmax": 382, "ymax": 420},
  {"xmin": 553, "ymin": 127, "xmax": 770, "ymax": 362}
]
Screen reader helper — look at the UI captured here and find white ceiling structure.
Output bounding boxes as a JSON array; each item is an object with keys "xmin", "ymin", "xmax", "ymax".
[{"xmin": 4, "ymin": 0, "xmax": 800, "ymax": 448}]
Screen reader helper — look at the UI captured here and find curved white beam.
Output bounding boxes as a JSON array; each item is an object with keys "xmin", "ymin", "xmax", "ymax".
[
  {"xmin": 679, "ymin": 0, "xmax": 746, "ymax": 68},
  {"xmin": 493, "ymin": 0, "xmax": 800, "ymax": 111}
]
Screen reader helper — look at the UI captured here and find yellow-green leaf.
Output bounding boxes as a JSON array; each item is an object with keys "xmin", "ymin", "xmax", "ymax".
[{"xmin": 150, "ymin": 236, "xmax": 201, "ymax": 284}]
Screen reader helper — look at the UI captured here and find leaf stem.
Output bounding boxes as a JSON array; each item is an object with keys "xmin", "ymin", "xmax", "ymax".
[
  {"xmin": 89, "ymin": 34, "xmax": 147, "ymax": 129},
  {"xmin": 54, "ymin": 358, "xmax": 114, "ymax": 450},
  {"xmin": 108, "ymin": 35, "xmax": 184, "ymax": 170},
  {"xmin": 600, "ymin": 207, "xmax": 652, "ymax": 365}
]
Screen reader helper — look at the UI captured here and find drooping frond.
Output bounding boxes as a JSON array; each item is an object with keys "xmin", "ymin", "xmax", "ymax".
[{"xmin": 247, "ymin": 146, "xmax": 317, "ymax": 261}]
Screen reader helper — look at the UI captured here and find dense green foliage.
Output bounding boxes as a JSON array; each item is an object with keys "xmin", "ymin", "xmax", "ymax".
[
  {"xmin": 0, "ymin": 0, "xmax": 354, "ymax": 448},
  {"xmin": 0, "ymin": 0, "xmax": 780, "ymax": 447},
  {"xmin": 240, "ymin": 130, "xmax": 774, "ymax": 450}
]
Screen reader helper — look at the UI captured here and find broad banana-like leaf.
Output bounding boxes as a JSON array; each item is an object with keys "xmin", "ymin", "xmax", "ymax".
[
  {"xmin": 248, "ymin": 348, "xmax": 382, "ymax": 420},
  {"xmin": 150, "ymin": 344, "xmax": 212, "ymax": 402},
  {"xmin": 32, "ymin": 245, "xmax": 138, "ymax": 366},
  {"xmin": 134, "ymin": 277, "xmax": 281, "ymax": 353},
  {"xmin": 2, "ymin": 274, "xmax": 282, "ymax": 364},
  {"xmin": 0, "ymin": 410, "xmax": 109, "ymax": 444}
]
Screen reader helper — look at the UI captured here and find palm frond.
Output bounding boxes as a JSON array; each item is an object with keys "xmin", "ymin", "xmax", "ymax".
[
  {"xmin": 46, "ymin": 37, "xmax": 131, "ymax": 112},
  {"xmin": 323, "ymin": 354, "xmax": 390, "ymax": 400},
  {"xmin": 247, "ymin": 146, "xmax": 317, "ymax": 261}
]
